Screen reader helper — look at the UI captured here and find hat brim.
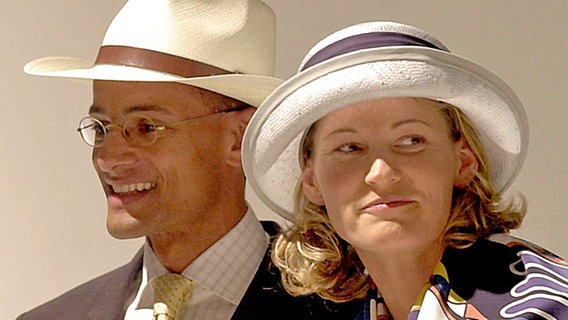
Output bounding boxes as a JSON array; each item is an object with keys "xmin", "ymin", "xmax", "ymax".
[
  {"xmin": 23, "ymin": 56, "xmax": 283, "ymax": 107},
  {"xmin": 242, "ymin": 46, "xmax": 529, "ymax": 220}
]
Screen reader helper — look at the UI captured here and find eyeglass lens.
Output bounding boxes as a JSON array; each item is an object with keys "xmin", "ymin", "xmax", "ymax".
[{"xmin": 78, "ymin": 116, "xmax": 160, "ymax": 147}]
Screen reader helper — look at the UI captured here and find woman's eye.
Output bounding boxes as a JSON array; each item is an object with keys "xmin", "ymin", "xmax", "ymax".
[
  {"xmin": 399, "ymin": 136, "xmax": 425, "ymax": 146},
  {"xmin": 398, "ymin": 136, "xmax": 426, "ymax": 147},
  {"xmin": 337, "ymin": 143, "xmax": 362, "ymax": 153}
]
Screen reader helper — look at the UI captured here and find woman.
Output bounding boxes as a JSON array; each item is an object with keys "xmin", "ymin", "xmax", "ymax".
[{"xmin": 242, "ymin": 21, "xmax": 568, "ymax": 319}]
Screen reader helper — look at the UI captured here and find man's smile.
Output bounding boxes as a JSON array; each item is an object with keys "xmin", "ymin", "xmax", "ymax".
[{"xmin": 110, "ymin": 182, "xmax": 156, "ymax": 194}]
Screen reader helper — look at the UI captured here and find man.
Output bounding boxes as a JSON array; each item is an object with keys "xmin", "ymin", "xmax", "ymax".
[{"xmin": 18, "ymin": 0, "xmax": 362, "ymax": 319}]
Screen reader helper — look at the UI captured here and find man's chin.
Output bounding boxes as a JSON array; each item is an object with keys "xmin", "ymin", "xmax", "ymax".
[
  {"xmin": 107, "ymin": 227, "xmax": 146, "ymax": 239},
  {"xmin": 106, "ymin": 209, "xmax": 147, "ymax": 239}
]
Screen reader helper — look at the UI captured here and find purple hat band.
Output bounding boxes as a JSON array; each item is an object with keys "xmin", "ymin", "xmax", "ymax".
[{"xmin": 301, "ymin": 31, "xmax": 448, "ymax": 71}]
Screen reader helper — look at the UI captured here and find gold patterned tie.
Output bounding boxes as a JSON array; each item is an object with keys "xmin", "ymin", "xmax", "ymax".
[{"xmin": 150, "ymin": 273, "xmax": 193, "ymax": 320}]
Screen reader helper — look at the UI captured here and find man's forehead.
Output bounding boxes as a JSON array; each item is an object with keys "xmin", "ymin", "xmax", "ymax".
[
  {"xmin": 92, "ymin": 79, "xmax": 203, "ymax": 93},
  {"xmin": 90, "ymin": 81, "xmax": 213, "ymax": 115}
]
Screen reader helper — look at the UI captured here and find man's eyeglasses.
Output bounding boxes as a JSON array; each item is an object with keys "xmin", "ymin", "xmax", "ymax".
[{"xmin": 77, "ymin": 105, "xmax": 247, "ymax": 148}]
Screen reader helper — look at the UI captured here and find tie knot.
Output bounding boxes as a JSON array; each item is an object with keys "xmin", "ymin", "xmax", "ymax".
[{"xmin": 150, "ymin": 273, "xmax": 193, "ymax": 320}]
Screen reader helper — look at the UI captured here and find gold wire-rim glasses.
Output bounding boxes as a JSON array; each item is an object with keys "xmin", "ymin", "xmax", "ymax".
[{"xmin": 77, "ymin": 105, "xmax": 248, "ymax": 148}]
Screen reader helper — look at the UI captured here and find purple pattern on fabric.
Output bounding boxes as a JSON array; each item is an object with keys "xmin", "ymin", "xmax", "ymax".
[
  {"xmin": 502, "ymin": 296, "xmax": 565, "ymax": 319},
  {"xmin": 500, "ymin": 250, "xmax": 568, "ymax": 319},
  {"xmin": 515, "ymin": 274, "xmax": 567, "ymax": 294},
  {"xmin": 520, "ymin": 250, "xmax": 568, "ymax": 276},
  {"xmin": 407, "ymin": 313, "xmax": 418, "ymax": 320}
]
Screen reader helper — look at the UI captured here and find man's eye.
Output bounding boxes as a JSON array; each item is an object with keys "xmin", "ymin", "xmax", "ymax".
[
  {"xmin": 135, "ymin": 119, "xmax": 158, "ymax": 134},
  {"xmin": 93, "ymin": 124, "xmax": 105, "ymax": 135},
  {"xmin": 140, "ymin": 123, "xmax": 157, "ymax": 133}
]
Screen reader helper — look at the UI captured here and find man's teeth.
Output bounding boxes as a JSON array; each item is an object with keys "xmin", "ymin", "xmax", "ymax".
[{"xmin": 112, "ymin": 183, "xmax": 154, "ymax": 194}]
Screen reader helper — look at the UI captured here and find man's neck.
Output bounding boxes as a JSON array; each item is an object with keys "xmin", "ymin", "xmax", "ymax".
[{"xmin": 148, "ymin": 205, "xmax": 247, "ymax": 273}]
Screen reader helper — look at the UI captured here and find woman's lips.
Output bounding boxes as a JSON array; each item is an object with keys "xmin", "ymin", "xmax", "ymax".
[{"xmin": 363, "ymin": 197, "xmax": 415, "ymax": 211}]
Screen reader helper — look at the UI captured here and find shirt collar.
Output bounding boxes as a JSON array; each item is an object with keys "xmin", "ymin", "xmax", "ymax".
[{"xmin": 142, "ymin": 208, "xmax": 269, "ymax": 305}]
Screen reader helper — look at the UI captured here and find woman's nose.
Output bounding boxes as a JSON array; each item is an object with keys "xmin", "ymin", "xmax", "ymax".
[{"xmin": 364, "ymin": 157, "xmax": 402, "ymax": 190}]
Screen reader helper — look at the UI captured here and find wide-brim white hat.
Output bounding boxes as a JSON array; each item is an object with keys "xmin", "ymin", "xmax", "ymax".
[
  {"xmin": 242, "ymin": 21, "xmax": 529, "ymax": 220},
  {"xmin": 23, "ymin": 0, "xmax": 282, "ymax": 107}
]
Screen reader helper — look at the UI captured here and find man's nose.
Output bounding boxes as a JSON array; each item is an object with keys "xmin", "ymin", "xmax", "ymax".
[{"xmin": 93, "ymin": 129, "xmax": 137, "ymax": 173}]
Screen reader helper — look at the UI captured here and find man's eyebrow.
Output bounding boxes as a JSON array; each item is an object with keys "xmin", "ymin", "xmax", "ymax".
[
  {"xmin": 125, "ymin": 105, "xmax": 173, "ymax": 115},
  {"xmin": 88, "ymin": 104, "xmax": 173, "ymax": 115}
]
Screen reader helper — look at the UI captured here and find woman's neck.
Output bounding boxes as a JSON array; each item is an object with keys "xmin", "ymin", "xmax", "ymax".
[{"xmin": 357, "ymin": 243, "xmax": 444, "ymax": 320}]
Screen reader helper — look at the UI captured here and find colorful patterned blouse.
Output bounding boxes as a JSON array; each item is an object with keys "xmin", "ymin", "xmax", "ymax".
[{"xmin": 355, "ymin": 234, "xmax": 568, "ymax": 320}]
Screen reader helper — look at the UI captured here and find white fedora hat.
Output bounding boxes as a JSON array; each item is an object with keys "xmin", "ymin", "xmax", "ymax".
[
  {"xmin": 23, "ymin": 0, "xmax": 282, "ymax": 107},
  {"xmin": 242, "ymin": 21, "xmax": 529, "ymax": 220}
]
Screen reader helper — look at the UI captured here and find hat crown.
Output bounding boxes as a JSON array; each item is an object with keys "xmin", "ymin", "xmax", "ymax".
[
  {"xmin": 102, "ymin": 0, "xmax": 276, "ymax": 76},
  {"xmin": 22, "ymin": 0, "xmax": 282, "ymax": 107},
  {"xmin": 300, "ymin": 21, "xmax": 448, "ymax": 72}
]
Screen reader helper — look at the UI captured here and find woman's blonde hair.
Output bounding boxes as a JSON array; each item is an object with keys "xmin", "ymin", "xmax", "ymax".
[{"xmin": 271, "ymin": 99, "xmax": 526, "ymax": 302}]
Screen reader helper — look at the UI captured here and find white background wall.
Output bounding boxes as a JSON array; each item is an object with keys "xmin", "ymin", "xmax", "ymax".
[{"xmin": 1, "ymin": 1, "xmax": 567, "ymax": 318}]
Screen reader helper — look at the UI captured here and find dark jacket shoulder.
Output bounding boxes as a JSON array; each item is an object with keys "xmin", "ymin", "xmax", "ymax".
[
  {"xmin": 231, "ymin": 221, "xmax": 364, "ymax": 320},
  {"xmin": 17, "ymin": 249, "xmax": 143, "ymax": 320}
]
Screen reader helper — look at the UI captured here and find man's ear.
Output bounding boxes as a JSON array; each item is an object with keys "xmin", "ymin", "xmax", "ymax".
[
  {"xmin": 225, "ymin": 107, "xmax": 255, "ymax": 168},
  {"xmin": 302, "ymin": 160, "xmax": 325, "ymax": 206},
  {"xmin": 454, "ymin": 139, "xmax": 479, "ymax": 189}
]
